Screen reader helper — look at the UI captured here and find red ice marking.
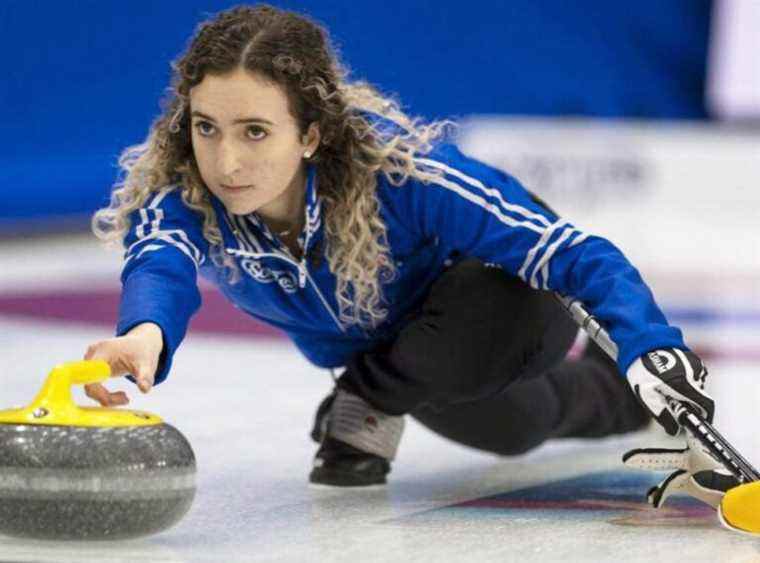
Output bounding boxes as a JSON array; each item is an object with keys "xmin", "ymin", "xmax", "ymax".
[
  {"xmin": 456, "ymin": 497, "xmax": 712, "ymax": 520},
  {"xmin": 389, "ymin": 471, "xmax": 718, "ymax": 528},
  {"xmin": 456, "ymin": 499, "xmax": 645, "ymax": 511},
  {"xmin": 0, "ymin": 289, "xmax": 285, "ymax": 338}
]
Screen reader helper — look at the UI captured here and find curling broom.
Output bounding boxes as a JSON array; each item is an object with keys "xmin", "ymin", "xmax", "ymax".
[{"xmin": 554, "ymin": 293, "xmax": 760, "ymax": 534}]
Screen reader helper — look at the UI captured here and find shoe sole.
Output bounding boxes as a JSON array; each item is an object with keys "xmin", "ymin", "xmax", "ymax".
[
  {"xmin": 308, "ymin": 482, "xmax": 387, "ymax": 490},
  {"xmin": 309, "ymin": 468, "xmax": 388, "ymax": 488}
]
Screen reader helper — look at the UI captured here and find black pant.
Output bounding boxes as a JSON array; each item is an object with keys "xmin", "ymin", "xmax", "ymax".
[{"xmin": 340, "ymin": 258, "xmax": 649, "ymax": 455}]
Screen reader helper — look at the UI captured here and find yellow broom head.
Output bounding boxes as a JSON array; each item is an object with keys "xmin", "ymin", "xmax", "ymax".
[{"xmin": 720, "ymin": 481, "xmax": 760, "ymax": 534}]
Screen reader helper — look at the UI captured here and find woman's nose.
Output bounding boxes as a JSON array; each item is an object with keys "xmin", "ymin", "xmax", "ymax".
[{"xmin": 217, "ymin": 141, "xmax": 243, "ymax": 177}]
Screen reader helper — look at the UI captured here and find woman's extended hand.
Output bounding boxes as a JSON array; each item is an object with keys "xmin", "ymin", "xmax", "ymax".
[{"xmin": 83, "ymin": 322, "xmax": 164, "ymax": 407}]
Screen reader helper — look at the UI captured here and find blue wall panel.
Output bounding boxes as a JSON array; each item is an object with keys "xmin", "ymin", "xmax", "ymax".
[{"xmin": 1, "ymin": 1, "xmax": 712, "ymax": 223}]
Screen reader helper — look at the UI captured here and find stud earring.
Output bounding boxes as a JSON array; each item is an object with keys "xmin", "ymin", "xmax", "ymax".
[{"xmin": 304, "ymin": 151, "xmax": 312, "ymax": 159}]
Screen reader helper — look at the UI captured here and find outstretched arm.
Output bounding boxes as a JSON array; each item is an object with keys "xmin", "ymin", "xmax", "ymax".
[{"xmin": 84, "ymin": 186, "xmax": 208, "ymax": 403}]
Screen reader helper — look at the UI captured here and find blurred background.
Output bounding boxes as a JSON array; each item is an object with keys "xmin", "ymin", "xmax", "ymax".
[
  {"xmin": 1, "ymin": 0, "xmax": 757, "ymax": 355},
  {"xmin": 2, "ymin": 0, "xmax": 757, "ymax": 225},
  {"xmin": 0, "ymin": 2, "xmax": 758, "ymax": 560}
]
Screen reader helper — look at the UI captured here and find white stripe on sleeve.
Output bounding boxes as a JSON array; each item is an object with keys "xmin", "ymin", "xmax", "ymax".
[
  {"xmin": 533, "ymin": 227, "xmax": 576, "ymax": 290},
  {"xmin": 414, "ymin": 158, "xmax": 593, "ymax": 290},
  {"xmin": 136, "ymin": 208, "xmax": 149, "ymax": 239},
  {"xmin": 426, "ymin": 175, "xmax": 545, "ymax": 234},
  {"xmin": 416, "ymin": 158, "xmax": 552, "ymax": 228},
  {"xmin": 569, "ymin": 232, "xmax": 590, "ymax": 247},
  {"xmin": 127, "ymin": 230, "xmax": 203, "ymax": 266},
  {"xmin": 135, "ymin": 188, "xmax": 173, "ymax": 239},
  {"xmin": 126, "ymin": 187, "xmax": 205, "ymax": 268},
  {"xmin": 518, "ymin": 219, "xmax": 569, "ymax": 282},
  {"xmin": 136, "ymin": 235, "xmax": 199, "ymax": 266}
]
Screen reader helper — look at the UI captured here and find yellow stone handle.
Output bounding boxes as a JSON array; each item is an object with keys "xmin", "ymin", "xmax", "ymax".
[
  {"xmin": 0, "ymin": 360, "xmax": 161, "ymax": 427},
  {"xmin": 60, "ymin": 360, "xmax": 112, "ymax": 385},
  {"xmin": 28, "ymin": 360, "xmax": 111, "ymax": 413}
]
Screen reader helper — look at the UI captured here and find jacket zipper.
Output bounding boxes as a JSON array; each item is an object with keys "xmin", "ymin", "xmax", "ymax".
[{"xmin": 225, "ymin": 247, "xmax": 346, "ymax": 334}]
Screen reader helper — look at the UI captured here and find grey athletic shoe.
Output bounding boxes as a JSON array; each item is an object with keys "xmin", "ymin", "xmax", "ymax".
[{"xmin": 309, "ymin": 388, "xmax": 403, "ymax": 487}]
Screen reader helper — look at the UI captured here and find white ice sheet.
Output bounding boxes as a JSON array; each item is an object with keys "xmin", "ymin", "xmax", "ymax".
[{"xmin": 1, "ymin": 235, "xmax": 759, "ymax": 562}]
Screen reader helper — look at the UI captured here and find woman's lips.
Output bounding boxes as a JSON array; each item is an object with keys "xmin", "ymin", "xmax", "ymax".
[{"xmin": 220, "ymin": 183, "xmax": 253, "ymax": 191}]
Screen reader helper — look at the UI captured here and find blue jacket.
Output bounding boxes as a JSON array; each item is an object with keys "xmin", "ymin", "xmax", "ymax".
[{"xmin": 116, "ymin": 143, "xmax": 686, "ymax": 385}]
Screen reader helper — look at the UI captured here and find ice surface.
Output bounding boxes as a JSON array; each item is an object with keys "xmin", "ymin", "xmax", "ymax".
[{"xmin": 0, "ymin": 236, "xmax": 759, "ymax": 562}]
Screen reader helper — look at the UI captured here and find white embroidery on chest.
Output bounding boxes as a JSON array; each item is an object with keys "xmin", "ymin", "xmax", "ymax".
[{"xmin": 240, "ymin": 258, "xmax": 298, "ymax": 293}]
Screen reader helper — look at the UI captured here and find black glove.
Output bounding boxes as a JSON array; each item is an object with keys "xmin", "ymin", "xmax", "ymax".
[{"xmin": 626, "ymin": 348, "xmax": 714, "ymax": 435}]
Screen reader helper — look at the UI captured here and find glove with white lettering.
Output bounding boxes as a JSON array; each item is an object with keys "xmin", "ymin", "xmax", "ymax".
[
  {"xmin": 626, "ymin": 348, "xmax": 714, "ymax": 436},
  {"xmin": 623, "ymin": 432, "xmax": 739, "ymax": 509}
]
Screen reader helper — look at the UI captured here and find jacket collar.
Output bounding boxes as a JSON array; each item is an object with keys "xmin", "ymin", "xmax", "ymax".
[{"xmin": 212, "ymin": 164, "xmax": 322, "ymax": 258}]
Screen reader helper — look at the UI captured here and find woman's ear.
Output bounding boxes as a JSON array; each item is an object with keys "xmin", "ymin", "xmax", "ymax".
[{"xmin": 302, "ymin": 122, "xmax": 321, "ymax": 158}]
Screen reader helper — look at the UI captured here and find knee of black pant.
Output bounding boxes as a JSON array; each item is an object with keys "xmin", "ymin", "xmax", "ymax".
[
  {"xmin": 411, "ymin": 395, "xmax": 555, "ymax": 457},
  {"xmin": 492, "ymin": 434, "xmax": 546, "ymax": 456},
  {"xmin": 389, "ymin": 258, "xmax": 548, "ymax": 403}
]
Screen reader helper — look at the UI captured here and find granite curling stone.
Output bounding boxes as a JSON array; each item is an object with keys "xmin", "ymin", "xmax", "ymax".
[{"xmin": 0, "ymin": 360, "xmax": 196, "ymax": 540}]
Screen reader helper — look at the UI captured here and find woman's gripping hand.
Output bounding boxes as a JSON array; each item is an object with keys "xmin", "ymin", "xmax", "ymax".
[{"xmin": 83, "ymin": 322, "xmax": 164, "ymax": 407}]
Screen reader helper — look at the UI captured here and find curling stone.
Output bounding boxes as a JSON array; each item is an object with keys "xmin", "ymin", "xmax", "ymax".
[{"xmin": 0, "ymin": 360, "xmax": 196, "ymax": 540}]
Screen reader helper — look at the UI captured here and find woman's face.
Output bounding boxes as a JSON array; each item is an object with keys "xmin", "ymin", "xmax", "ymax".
[{"xmin": 189, "ymin": 67, "xmax": 319, "ymax": 219}]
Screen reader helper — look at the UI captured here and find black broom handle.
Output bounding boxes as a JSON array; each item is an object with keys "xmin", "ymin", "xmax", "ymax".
[{"xmin": 554, "ymin": 294, "xmax": 760, "ymax": 483}]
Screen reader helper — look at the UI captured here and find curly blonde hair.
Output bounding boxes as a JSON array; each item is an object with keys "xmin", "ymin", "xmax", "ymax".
[{"xmin": 93, "ymin": 4, "xmax": 452, "ymax": 328}]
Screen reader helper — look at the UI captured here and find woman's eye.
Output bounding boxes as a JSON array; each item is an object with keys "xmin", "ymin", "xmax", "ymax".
[
  {"xmin": 194, "ymin": 121, "xmax": 216, "ymax": 136},
  {"xmin": 247, "ymin": 126, "xmax": 267, "ymax": 140}
]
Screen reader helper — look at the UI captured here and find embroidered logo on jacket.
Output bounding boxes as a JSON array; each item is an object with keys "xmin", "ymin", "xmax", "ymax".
[{"xmin": 241, "ymin": 258, "xmax": 298, "ymax": 293}]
